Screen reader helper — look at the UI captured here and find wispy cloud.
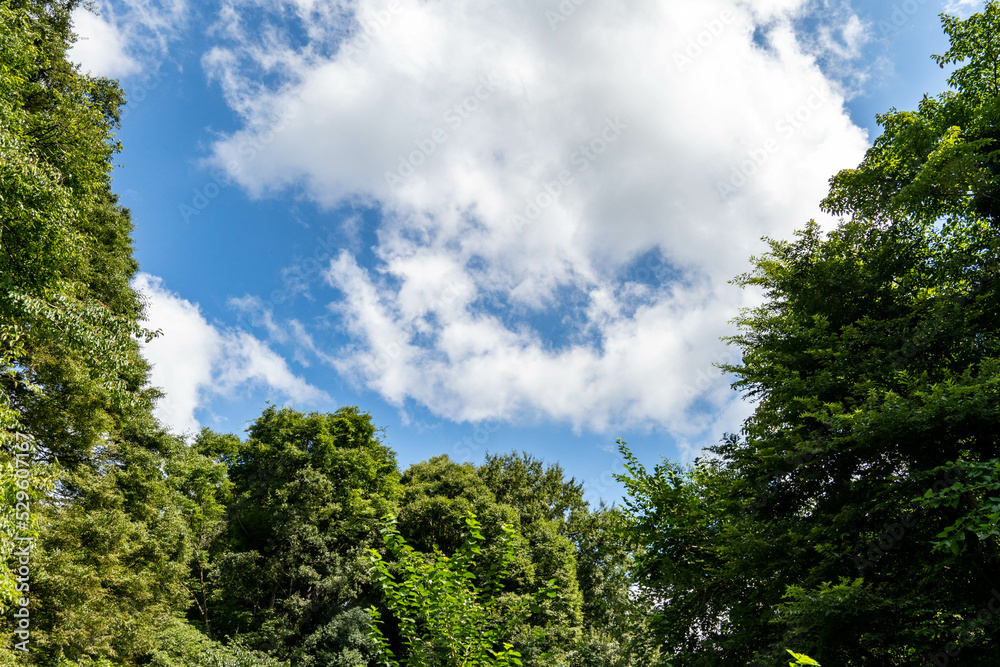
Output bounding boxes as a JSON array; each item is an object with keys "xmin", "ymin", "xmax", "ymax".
[
  {"xmin": 135, "ymin": 274, "xmax": 332, "ymax": 437},
  {"xmin": 944, "ymin": 0, "xmax": 984, "ymax": 16},
  {"xmin": 68, "ymin": 0, "xmax": 188, "ymax": 78}
]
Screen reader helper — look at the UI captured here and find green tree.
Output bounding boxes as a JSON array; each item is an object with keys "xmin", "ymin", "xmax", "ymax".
[
  {"xmin": 562, "ymin": 504, "xmax": 658, "ymax": 667},
  {"xmin": 166, "ymin": 429, "xmax": 240, "ymax": 637},
  {"xmin": 368, "ymin": 512, "xmax": 554, "ymax": 667},
  {"xmin": 477, "ymin": 453, "xmax": 658, "ymax": 667},
  {"xmin": 397, "ymin": 454, "xmax": 584, "ymax": 665},
  {"xmin": 145, "ymin": 616, "xmax": 289, "ymax": 667},
  {"xmin": 0, "ymin": 0, "xmax": 154, "ymax": 461},
  {"xmin": 397, "ymin": 455, "xmax": 507, "ymax": 558},
  {"xmin": 206, "ymin": 406, "xmax": 399, "ymax": 661},
  {"xmin": 29, "ymin": 426, "xmax": 194, "ymax": 663},
  {"xmin": 0, "ymin": 2, "xmax": 206, "ymax": 664},
  {"xmin": 396, "ymin": 452, "xmax": 655, "ymax": 666},
  {"xmin": 619, "ymin": 4, "xmax": 1000, "ymax": 665},
  {"xmin": 477, "ymin": 452, "xmax": 587, "ymax": 526},
  {"xmin": 616, "ymin": 443, "xmax": 749, "ymax": 665}
]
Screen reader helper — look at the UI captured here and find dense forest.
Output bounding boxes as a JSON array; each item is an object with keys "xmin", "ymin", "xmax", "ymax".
[{"xmin": 1, "ymin": 0, "xmax": 999, "ymax": 665}]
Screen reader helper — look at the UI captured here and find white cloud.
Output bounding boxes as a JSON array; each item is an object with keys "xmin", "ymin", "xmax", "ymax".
[
  {"xmin": 228, "ymin": 294, "xmax": 333, "ymax": 367},
  {"xmin": 815, "ymin": 9, "xmax": 869, "ymax": 60},
  {"xmin": 792, "ymin": 1, "xmax": 874, "ymax": 99},
  {"xmin": 135, "ymin": 274, "xmax": 332, "ymax": 436},
  {"xmin": 68, "ymin": 0, "xmax": 187, "ymax": 78},
  {"xmin": 201, "ymin": 0, "xmax": 870, "ymax": 446},
  {"xmin": 68, "ymin": 7, "xmax": 141, "ymax": 78},
  {"xmin": 944, "ymin": 0, "xmax": 983, "ymax": 16}
]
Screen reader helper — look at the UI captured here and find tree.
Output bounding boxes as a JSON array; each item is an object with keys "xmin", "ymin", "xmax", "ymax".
[
  {"xmin": 397, "ymin": 455, "xmax": 507, "ymax": 558},
  {"xmin": 167, "ymin": 429, "xmax": 240, "ymax": 637},
  {"xmin": 395, "ymin": 454, "xmax": 585, "ymax": 666},
  {"xmin": 477, "ymin": 452, "xmax": 587, "ymax": 527},
  {"xmin": 29, "ymin": 426, "xmax": 194, "ymax": 663},
  {"xmin": 616, "ymin": 443, "xmax": 752, "ymax": 665},
  {"xmin": 0, "ymin": 2, "xmax": 206, "ymax": 663},
  {"xmin": 394, "ymin": 452, "xmax": 657, "ymax": 666},
  {"xmin": 619, "ymin": 4, "xmax": 1000, "ymax": 665},
  {"xmin": 562, "ymin": 503, "xmax": 660, "ymax": 667},
  {"xmin": 367, "ymin": 512, "xmax": 554, "ymax": 667},
  {"xmin": 477, "ymin": 453, "xmax": 662, "ymax": 667},
  {"xmin": 145, "ymin": 616, "xmax": 290, "ymax": 667},
  {"xmin": 206, "ymin": 406, "xmax": 400, "ymax": 660},
  {"xmin": 0, "ymin": 0, "xmax": 155, "ymax": 462}
]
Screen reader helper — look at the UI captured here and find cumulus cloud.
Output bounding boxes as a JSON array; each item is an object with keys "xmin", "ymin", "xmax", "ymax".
[
  {"xmin": 201, "ymin": 0, "xmax": 870, "ymax": 445},
  {"xmin": 135, "ymin": 274, "xmax": 332, "ymax": 436},
  {"xmin": 68, "ymin": 0, "xmax": 187, "ymax": 78}
]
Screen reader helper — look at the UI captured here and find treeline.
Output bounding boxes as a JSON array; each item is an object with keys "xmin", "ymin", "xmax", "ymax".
[
  {"xmin": 1, "ymin": 0, "xmax": 1000, "ymax": 665},
  {"xmin": 0, "ymin": 3, "xmax": 651, "ymax": 665}
]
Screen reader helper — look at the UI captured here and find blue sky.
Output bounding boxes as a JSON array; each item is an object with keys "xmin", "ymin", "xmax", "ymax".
[{"xmin": 70, "ymin": 0, "xmax": 982, "ymax": 504}]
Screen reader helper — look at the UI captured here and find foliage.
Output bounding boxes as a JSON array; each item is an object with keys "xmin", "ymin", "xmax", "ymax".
[
  {"xmin": 145, "ymin": 617, "xmax": 289, "ymax": 667},
  {"xmin": 616, "ymin": 442, "xmax": 756, "ymax": 664},
  {"xmin": 0, "ymin": 2, "xmax": 658, "ymax": 666},
  {"xmin": 368, "ymin": 512, "xmax": 555, "ymax": 667},
  {"xmin": 921, "ymin": 458, "xmax": 1000, "ymax": 554},
  {"xmin": 7, "ymin": 1, "xmax": 1000, "ymax": 666},
  {"xmin": 562, "ymin": 505, "xmax": 659, "ymax": 667},
  {"xmin": 785, "ymin": 650, "xmax": 819, "ymax": 666},
  {"xmin": 206, "ymin": 406, "xmax": 400, "ymax": 657},
  {"xmin": 397, "ymin": 455, "xmax": 506, "ymax": 558},
  {"xmin": 396, "ymin": 454, "xmax": 585, "ymax": 666},
  {"xmin": 0, "ymin": 2, "xmax": 200, "ymax": 663},
  {"xmin": 29, "ymin": 426, "xmax": 194, "ymax": 663},
  {"xmin": 0, "ymin": 435, "xmax": 50, "ymax": 614},
  {"xmin": 166, "ymin": 429, "xmax": 238, "ymax": 635},
  {"xmin": 478, "ymin": 452, "xmax": 587, "ymax": 526},
  {"xmin": 293, "ymin": 607, "xmax": 382, "ymax": 667},
  {"xmin": 618, "ymin": 4, "xmax": 1000, "ymax": 665},
  {"xmin": 824, "ymin": 2, "xmax": 1000, "ymax": 225},
  {"xmin": 0, "ymin": 0, "xmax": 154, "ymax": 435}
]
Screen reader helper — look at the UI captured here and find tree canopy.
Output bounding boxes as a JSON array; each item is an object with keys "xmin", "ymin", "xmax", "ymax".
[
  {"xmin": 3, "ymin": 1, "xmax": 999, "ymax": 666},
  {"xmin": 618, "ymin": 4, "xmax": 1000, "ymax": 665}
]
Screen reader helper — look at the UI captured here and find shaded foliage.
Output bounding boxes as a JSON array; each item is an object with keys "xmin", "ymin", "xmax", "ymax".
[{"xmin": 205, "ymin": 406, "xmax": 399, "ymax": 657}]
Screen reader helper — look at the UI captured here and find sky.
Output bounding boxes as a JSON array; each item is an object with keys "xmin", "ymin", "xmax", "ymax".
[{"xmin": 68, "ymin": 0, "xmax": 983, "ymax": 504}]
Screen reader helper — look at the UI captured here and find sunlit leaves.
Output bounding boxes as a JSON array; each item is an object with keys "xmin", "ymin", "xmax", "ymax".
[{"xmin": 367, "ymin": 512, "xmax": 554, "ymax": 667}]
